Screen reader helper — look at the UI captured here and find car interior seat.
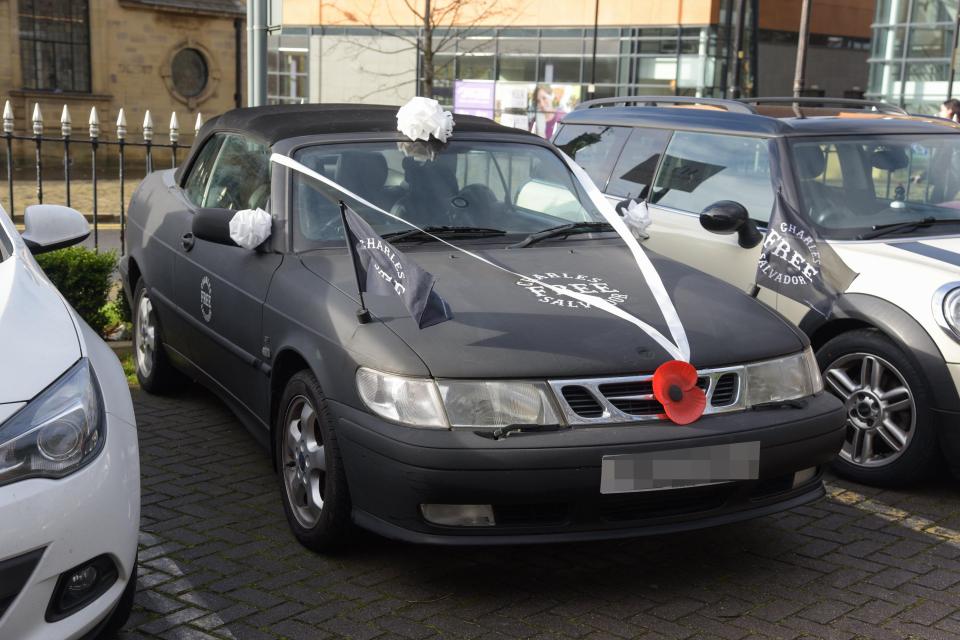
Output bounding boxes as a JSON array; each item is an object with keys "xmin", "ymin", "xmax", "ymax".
[
  {"xmin": 336, "ymin": 151, "xmax": 401, "ymax": 211},
  {"xmin": 391, "ymin": 156, "xmax": 460, "ymax": 227},
  {"xmin": 794, "ymin": 145, "xmax": 846, "ymax": 224}
]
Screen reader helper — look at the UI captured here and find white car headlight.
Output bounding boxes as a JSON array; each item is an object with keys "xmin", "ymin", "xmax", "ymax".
[
  {"xmin": 356, "ymin": 368, "xmax": 561, "ymax": 429},
  {"xmin": 356, "ymin": 367, "xmax": 447, "ymax": 428},
  {"xmin": 0, "ymin": 359, "xmax": 104, "ymax": 487},
  {"xmin": 437, "ymin": 380, "xmax": 559, "ymax": 428},
  {"xmin": 744, "ymin": 347, "xmax": 822, "ymax": 406},
  {"xmin": 937, "ymin": 285, "xmax": 960, "ymax": 341}
]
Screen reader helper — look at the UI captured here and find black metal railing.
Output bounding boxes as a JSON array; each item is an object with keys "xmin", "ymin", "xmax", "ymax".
[{"xmin": 2, "ymin": 100, "xmax": 201, "ymax": 254}]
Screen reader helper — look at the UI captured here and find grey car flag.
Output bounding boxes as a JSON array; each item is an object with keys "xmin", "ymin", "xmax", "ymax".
[
  {"xmin": 341, "ymin": 205, "xmax": 453, "ymax": 329},
  {"xmin": 756, "ymin": 142, "xmax": 857, "ymax": 317}
]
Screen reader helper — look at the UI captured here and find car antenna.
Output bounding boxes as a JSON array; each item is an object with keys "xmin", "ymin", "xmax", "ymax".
[{"xmin": 338, "ymin": 202, "xmax": 372, "ymax": 324}]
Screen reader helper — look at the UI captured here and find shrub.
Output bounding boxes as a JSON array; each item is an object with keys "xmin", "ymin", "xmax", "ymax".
[{"xmin": 35, "ymin": 247, "xmax": 118, "ymax": 336}]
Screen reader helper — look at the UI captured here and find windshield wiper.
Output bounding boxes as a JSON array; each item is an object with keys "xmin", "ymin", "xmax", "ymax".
[
  {"xmin": 510, "ymin": 221, "xmax": 615, "ymax": 248},
  {"xmin": 858, "ymin": 216, "xmax": 959, "ymax": 240},
  {"xmin": 382, "ymin": 226, "xmax": 507, "ymax": 243}
]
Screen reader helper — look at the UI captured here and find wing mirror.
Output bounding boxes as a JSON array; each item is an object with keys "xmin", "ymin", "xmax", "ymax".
[
  {"xmin": 192, "ymin": 208, "xmax": 238, "ymax": 247},
  {"xmin": 699, "ymin": 200, "xmax": 763, "ymax": 249},
  {"xmin": 21, "ymin": 204, "xmax": 90, "ymax": 254}
]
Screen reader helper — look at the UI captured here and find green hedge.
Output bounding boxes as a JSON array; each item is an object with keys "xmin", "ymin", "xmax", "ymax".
[{"xmin": 35, "ymin": 247, "xmax": 118, "ymax": 336}]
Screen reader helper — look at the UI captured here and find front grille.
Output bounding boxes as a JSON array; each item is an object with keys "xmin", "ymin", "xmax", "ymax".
[
  {"xmin": 561, "ymin": 386, "xmax": 604, "ymax": 418},
  {"xmin": 599, "ymin": 484, "xmax": 733, "ymax": 521},
  {"xmin": 550, "ymin": 369, "xmax": 743, "ymax": 425},
  {"xmin": 711, "ymin": 373, "xmax": 739, "ymax": 406}
]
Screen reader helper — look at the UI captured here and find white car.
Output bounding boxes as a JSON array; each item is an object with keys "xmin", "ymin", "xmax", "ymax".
[
  {"xmin": 557, "ymin": 97, "xmax": 960, "ymax": 486},
  {"xmin": 0, "ymin": 204, "xmax": 139, "ymax": 639}
]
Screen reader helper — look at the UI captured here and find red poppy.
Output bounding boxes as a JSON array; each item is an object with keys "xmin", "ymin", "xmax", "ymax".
[{"xmin": 652, "ymin": 360, "xmax": 706, "ymax": 425}]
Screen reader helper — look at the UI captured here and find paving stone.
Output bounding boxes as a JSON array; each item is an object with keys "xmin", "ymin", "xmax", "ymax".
[{"xmin": 125, "ymin": 387, "xmax": 960, "ymax": 640}]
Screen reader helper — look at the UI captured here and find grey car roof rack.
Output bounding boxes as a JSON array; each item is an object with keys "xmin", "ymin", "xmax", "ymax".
[
  {"xmin": 739, "ymin": 97, "xmax": 909, "ymax": 116},
  {"xmin": 575, "ymin": 95, "xmax": 757, "ymax": 115}
]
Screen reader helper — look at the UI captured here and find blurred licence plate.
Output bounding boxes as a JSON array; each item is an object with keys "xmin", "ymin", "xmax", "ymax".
[{"xmin": 600, "ymin": 442, "xmax": 760, "ymax": 494}]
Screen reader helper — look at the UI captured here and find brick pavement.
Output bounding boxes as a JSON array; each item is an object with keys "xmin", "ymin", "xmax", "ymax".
[{"xmin": 121, "ymin": 386, "xmax": 960, "ymax": 640}]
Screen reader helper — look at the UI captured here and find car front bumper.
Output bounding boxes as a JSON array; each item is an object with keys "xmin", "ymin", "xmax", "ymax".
[
  {"xmin": 331, "ymin": 392, "xmax": 845, "ymax": 545},
  {"xmin": 0, "ymin": 356, "xmax": 140, "ymax": 640}
]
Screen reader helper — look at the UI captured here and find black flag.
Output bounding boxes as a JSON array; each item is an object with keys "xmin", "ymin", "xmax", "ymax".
[
  {"xmin": 756, "ymin": 142, "xmax": 857, "ymax": 317},
  {"xmin": 341, "ymin": 205, "xmax": 453, "ymax": 328}
]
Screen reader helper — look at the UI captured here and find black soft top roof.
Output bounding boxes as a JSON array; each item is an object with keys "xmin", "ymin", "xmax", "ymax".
[{"xmin": 200, "ymin": 103, "xmax": 529, "ymax": 146}]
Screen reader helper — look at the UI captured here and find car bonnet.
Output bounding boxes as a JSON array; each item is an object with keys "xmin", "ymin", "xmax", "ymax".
[
  {"xmin": 0, "ymin": 252, "xmax": 81, "ymax": 404},
  {"xmin": 301, "ymin": 243, "xmax": 804, "ymax": 378}
]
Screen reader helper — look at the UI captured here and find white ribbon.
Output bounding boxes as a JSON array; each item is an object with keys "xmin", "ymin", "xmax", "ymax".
[
  {"xmin": 558, "ymin": 153, "xmax": 690, "ymax": 362},
  {"xmin": 270, "ymin": 153, "xmax": 690, "ymax": 362}
]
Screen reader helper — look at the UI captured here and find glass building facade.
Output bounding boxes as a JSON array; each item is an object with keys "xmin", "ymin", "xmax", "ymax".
[
  {"xmin": 269, "ymin": 0, "xmax": 760, "ymax": 110},
  {"xmin": 422, "ymin": 24, "xmax": 751, "ymax": 103},
  {"xmin": 867, "ymin": 0, "xmax": 959, "ymax": 113}
]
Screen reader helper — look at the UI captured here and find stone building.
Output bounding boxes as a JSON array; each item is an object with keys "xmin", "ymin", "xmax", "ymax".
[{"xmin": 0, "ymin": 0, "xmax": 244, "ymax": 141}]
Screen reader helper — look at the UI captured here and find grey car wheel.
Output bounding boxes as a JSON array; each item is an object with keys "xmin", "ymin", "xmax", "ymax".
[
  {"xmin": 135, "ymin": 293, "xmax": 157, "ymax": 379},
  {"xmin": 817, "ymin": 329, "xmax": 939, "ymax": 486},
  {"xmin": 275, "ymin": 370, "xmax": 352, "ymax": 552},
  {"xmin": 133, "ymin": 281, "xmax": 185, "ymax": 394},
  {"xmin": 281, "ymin": 395, "xmax": 327, "ymax": 528},
  {"xmin": 825, "ymin": 352, "xmax": 915, "ymax": 467}
]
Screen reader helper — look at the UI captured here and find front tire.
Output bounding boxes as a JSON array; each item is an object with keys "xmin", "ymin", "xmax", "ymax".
[
  {"xmin": 817, "ymin": 329, "xmax": 939, "ymax": 486},
  {"xmin": 133, "ymin": 281, "xmax": 185, "ymax": 393},
  {"xmin": 275, "ymin": 371, "xmax": 353, "ymax": 552}
]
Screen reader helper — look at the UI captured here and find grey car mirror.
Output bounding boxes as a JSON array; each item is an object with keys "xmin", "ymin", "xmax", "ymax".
[
  {"xmin": 21, "ymin": 204, "xmax": 90, "ymax": 254},
  {"xmin": 700, "ymin": 200, "xmax": 763, "ymax": 249},
  {"xmin": 192, "ymin": 208, "xmax": 240, "ymax": 247}
]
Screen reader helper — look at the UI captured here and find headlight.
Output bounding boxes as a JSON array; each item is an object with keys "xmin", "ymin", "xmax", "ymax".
[
  {"xmin": 0, "ymin": 359, "xmax": 105, "ymax": 487},
  {"xmin": 744, "ymin": 347, "xmax": 822, "ymax": 406},
  {"xmin": 936, "ymin": 285, "xmax": 960, "ymax": 342},
  {"xmin": 356, "ymin": 368, "xmax": 447, "ymax": 428},
  {"xmin": 356, "ymin": 368, "xmax": 561, "ymax": 429},
  {"xmin": 437, "ymin": 380, "xmax": 559, "ymax": 428}
]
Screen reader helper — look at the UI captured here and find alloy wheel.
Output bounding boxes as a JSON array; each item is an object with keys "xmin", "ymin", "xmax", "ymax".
[
  {"xmin": 135, "ymin": 294, "xmax": 157, "ymax": 378},
  {"xmin": 281, "ymin": 395, "xmax": 326, "ymax": 528},
  {"xmin": 824, "ymin": 352, "xmax": 916, "ymax": 467}
]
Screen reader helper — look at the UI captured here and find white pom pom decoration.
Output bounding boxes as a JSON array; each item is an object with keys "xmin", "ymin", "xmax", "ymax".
[
  {"xmin": 396, "ymin": 96, "xmax": 454, "ymax": 143},
  {"xmin": 229, "ymin": 207, "xmax": 272, "ymax": 249},
  {"xmin": 622, "ymin": 199, "xmax": 652, "ymax": 239}
]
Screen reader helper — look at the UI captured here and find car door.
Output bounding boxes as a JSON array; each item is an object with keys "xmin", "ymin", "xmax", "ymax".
[
  {"xmin": 173, "ymin": 133, "xmax": 282, "ymax": 422},
  {"xmin": 643, "ymin": 130, "xmax": 775, "ymax": 294},
  {"xmin": 150, "ymin": 133, "xmax": 225, "ymax": 360}
]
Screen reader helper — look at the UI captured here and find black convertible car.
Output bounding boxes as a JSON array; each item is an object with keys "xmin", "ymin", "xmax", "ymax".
[{"xmin": 121, "ymin": 104, "xmax": 844, "ymax": 550}]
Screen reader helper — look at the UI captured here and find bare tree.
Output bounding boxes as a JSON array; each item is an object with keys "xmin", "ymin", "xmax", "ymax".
[{"xmin": 326, "ymin": 0, "xmax": 521, "ymax": 99}]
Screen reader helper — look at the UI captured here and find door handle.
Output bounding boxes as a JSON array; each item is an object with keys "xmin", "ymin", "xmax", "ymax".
[{"xmin": 181, "ymin": 232, "xmax": 195, "ymax": 251}]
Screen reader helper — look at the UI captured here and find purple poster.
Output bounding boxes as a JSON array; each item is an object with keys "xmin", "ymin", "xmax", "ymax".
[{"xmin": 453, "ymin": 80, "xmax": 495, "ymax": 119}]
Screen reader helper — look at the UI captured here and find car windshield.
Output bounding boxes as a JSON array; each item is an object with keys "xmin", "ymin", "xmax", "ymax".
[
  {"xmin": 290, "ymin": 139, "xmax": 605, "ymax": 250},
  {"xmin": 790, "ymin": 134, "xmax": 960, "ymax": 240}
]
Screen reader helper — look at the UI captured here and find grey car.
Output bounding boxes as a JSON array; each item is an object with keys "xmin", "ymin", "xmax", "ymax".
[{"xmin": 120, "ymin": 104, "xmax": 844, "ymax": 551}]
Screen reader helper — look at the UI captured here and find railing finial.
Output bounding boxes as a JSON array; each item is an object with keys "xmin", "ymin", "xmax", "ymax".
[
  {"xmin": 116, "ymin": 108, "xmax": 127, "ymax": 139},
  {"xmin": 2, "ymin": 100, "xmax": 12, "ymax": 134},
  {"xmin": 194, "ymin": 112, "xmax": 203, "ymax": 133},
  {"xmin": 31, "ymin": 103, "xmax": 42, "ymax": 136},
  {"xmin": 142, "ymin": 109, "xmax": 153, "ymax": 142},
  {"xmin": 88, "ymin": 106, "xmax": 100, "ymax": 138},
  {"xmin": 60, "ymin": 105, "xmax": 71, "ymax": 138},
  {"xmin": 169, "ymin": 111, "xmax": 179, "ymax": 144}
]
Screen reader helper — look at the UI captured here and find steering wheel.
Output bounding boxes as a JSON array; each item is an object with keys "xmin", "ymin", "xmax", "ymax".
[{"xmin": 449, "ymin": 184, "xmax": 500, "ymax": 227}]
